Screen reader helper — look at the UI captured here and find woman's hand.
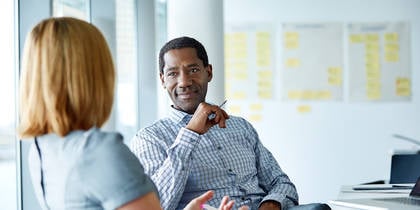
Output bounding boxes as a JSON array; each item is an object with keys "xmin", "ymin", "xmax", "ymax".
[{"xmin": 184, "ymin": 190, "xmax": 248, "ymax": 210}]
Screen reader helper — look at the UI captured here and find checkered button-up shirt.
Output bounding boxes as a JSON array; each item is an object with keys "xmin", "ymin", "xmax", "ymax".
[{"xmin": 130, "ymin": 107, "xmax": 298, "ymax": 210}]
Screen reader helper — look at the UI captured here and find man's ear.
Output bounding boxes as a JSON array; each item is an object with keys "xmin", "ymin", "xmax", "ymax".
[
  {"xmin": 160, "ymin": 72, "xmax": 166, "ymax": 89},
  {"xmin": 207, "ymin": 64, "xmax": 213, "ymax": 82}
]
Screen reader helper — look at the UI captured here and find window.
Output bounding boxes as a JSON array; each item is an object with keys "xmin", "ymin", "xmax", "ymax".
[
  {"xmin": 116, "ymin": 0, "xmax": 138, "ymax": 142},
  {"xmin": 0, "ymin": 0, "xmax": 17, "ymax": 209},
  {"xmin": 53, "ymin": 0, "xmax": 90, "ymax": 21}
]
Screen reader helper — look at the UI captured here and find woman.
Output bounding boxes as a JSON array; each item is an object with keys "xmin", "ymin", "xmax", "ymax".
[{"xmin": 19, "ymin": 17, "xmax": 242, "ymax": 210}]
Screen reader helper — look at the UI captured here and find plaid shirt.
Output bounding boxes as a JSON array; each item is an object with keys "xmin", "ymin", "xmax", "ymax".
[{"xmin": 130, "ymin": 107, "xmax": 298, "ymax": 210}]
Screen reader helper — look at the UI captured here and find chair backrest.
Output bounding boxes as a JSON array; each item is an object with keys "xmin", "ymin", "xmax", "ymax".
[
  {"xmin": 288, "ymin": 203, "xmax": 331, "ymax": 210},
  {"xmin": 390, "ymin": 153, "xmax": 420, "ymax": 184}
]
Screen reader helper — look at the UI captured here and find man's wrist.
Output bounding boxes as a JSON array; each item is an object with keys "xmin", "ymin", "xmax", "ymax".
[{"xmin": 259, "ymin": 200, "xmax": 281, "ymax": 210}]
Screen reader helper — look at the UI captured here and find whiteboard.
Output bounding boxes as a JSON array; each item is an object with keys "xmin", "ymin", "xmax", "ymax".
[{"xmin": 224, "ymin": 0, "xmax": 420, "ymax": 204}]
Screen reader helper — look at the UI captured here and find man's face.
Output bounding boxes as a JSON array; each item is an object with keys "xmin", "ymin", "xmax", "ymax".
[{"xmin": 160, "ymin": 47, "xmax": 212, "ymax": 114}]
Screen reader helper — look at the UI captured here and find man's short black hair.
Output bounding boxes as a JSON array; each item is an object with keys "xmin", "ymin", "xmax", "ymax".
[{"xmin": 159, "ymin": 36, "xmax": 209, "ymax": 74}]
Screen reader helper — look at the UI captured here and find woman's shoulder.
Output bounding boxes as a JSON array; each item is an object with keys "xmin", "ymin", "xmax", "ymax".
[{"xmin": 83, "ymin": 128, "xmax": 127, "ymax": 157}]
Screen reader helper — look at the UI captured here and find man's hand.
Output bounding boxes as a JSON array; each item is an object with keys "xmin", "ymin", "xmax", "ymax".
[
  {"xmin": 184, "ymin": 190, "xmax": 234, "ymax": 210},
  {"xmin": 186, "ymin": 102, "xmax": 229, "ymax": 134},
  {"xmin": 258, "ymin": 200, "xmax": 281, "ymax": 210}
]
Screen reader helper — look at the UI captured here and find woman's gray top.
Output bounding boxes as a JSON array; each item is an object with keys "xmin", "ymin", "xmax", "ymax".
[{"xmin": 28, "ymin": 127, "xmax": 157, "ymax": 210}]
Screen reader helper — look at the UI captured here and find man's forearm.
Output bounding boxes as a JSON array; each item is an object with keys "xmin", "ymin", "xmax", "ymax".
[{"xmin": 131, "ymin": 128, "xmax": 199, "ymax": 209}]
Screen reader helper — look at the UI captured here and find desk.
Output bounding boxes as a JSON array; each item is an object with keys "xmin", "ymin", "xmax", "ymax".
[{"xmin": 327, "ymin": 185, "xmax": 412, "ymax": 210}]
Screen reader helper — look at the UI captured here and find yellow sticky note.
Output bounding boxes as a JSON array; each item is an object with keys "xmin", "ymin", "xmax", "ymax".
[
  {"xmin": 288, "ymin": 90, "xmax": 302, "ymax": 99},
  {"xmin": 233, "ymin": 50, "xmax": 247, "ymax": 59},
  {"xmin": 284, "ymin": 40, "xmax": 299, "ymax": 49},
  {"xmin": 328, "ymin": 67, "xmax": 342, "ymax": 75},
  {"xmin": 365, "ymin": 52, "xmax": 380, "ymax": 63},
  {"xmin": 233, "ymin": 62, "xmax": 247, "ymax": 70},
  {"xmin": 227, "ymin": 105, "xmax": 241, "ymax": 115},
  {"xmin": 365, "ymin": 43, "xmax": 379, "ymax": 52},
  {"xmin": 256, "ymin": 47, "xmax": 271, "ymax": 56},
  {"xmin": 366, "ymin": 82, "xmax": 381, "ymax": 90},
  {"xmin": 284, "ymin": 32, "xmax": 299, "ymax": 40},
  {"xmin": 297, "ymin": 105, "xmax": 311, "ymax": 113},
  {"xmin": 349, "ymin": 34, "xmax": 364, "ymax": 43},
  {"xmin": 225, "ymin": 71, "xmax": 233, "ymax": 79},
  {"xmin": 396, "ymin": 87, "xmax": 410, "ymax": 96},
  {"xmin": 366, "ymin": 70, "xmax": 381, "ymax": 79},
  {"xmin": 302, "ymin": 91, "xmax": 315, "ymax": 100},
  {"xmin": 367, "ymin": 89, "xmax": 381, "ymax": 100},
  {"xmin": 257, "ymin": 39, "xmax": 270, "ymax": 49},
  {"xmin": 285, "ymin": 58, "xmax": 300, "ymax": 68},
  {"xmin": 224, "ymin": 82, "xmax": 231, "ymax": 90},
  {"xmin": 258, "ymin": 81, "xmax": 272, "ymax": 88},
  {"xmin": 396, "ymin": 78, "xmax": 410, "ymax": 88},
  {"xmin": 225, "ymin": 91, "xmax": 233, "ymax": 99},
  {"xmin": 365, "ymin": 34, "xmax": 379, "ymax": 42},
  {"xmin": 250, "ymin": 103, "xmax": 263, "ymax": 111},
  {"xmin": 232, "ymin": 32, "xmax": 247, "ymax": 41},
  {"xmin": 316, "ymin": 91, "xmax": 332, "ymax": 100},
  {"xmin": 232, "ymin": 91, "xmax": 246, "ymax": 100},
  {"xmin": 385, "ymin": 52, "xmax": 399, "ymax": 62},
  {"xmin": 256, "ymin": 31, "xmax": 270, "ymax": 39},
  {"xmin": 366, "ymin": 77, "xmax": 380, "ymax": 84},
  {"xmin": 385, "ymin": 43, "xmax": 399, "ymax": 52},
  {"xmin": 232, "ymin": 42, "xmax": 247, "ymax": 50},
  {"xmin": 224, "ymin": 62, "xmax": 232, "ymax": 70},
  {"xmin": 328, "ymin": 77, "xmax": 342, "ymax": 86},
  {"xmin": 258, "ymin": 70, "xmax": 272, "ymax": 79},
  {"xmin": 384, "ymin": 33, "xmax": 399, "ymax": 42},
  {"xmin": 367, "ymin": 85, "xmax": 380, "ymax": 93},
  {"xmin": 257, "ymin": 58, "xmax": 270, "ymax": 67},
  {"xmin": 234, "ymin": 72, "xmax": 248, "ymax": 80},
  {"xmin": 258, "ymin": 91, "xmax": 272, "ymax": 99},
  {"xmin": 249, "ymin": 114, "xmax": 262, "ymax": 122},
  {"xmin": 365, "ymin": 62, "xmax": 380, "ymax": 71},
  {"xmin": 284, "ymin": 32, "xmax": 299, "ymax": 49}
]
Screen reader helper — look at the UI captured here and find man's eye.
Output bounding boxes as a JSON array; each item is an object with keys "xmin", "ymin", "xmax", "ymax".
[
  {"xmin": 190, "ymin": 68, "xmax": 200, "ymax": 73},
  {"xmin": 167, "ymin": 72, "xmax": 176, "ymax": 77}
]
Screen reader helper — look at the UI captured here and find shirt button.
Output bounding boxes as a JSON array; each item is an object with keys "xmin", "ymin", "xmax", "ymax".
[
  {"xmin": 217, "ymin": 146, "xmax": 222, "ymax": 150},
  {"xmin": 241, "ymin": 196, "xmax": 246, "ymax": 201},
  {"xmin": 228, "ymin": 169, "xmax": 233, "ymax": 173}
]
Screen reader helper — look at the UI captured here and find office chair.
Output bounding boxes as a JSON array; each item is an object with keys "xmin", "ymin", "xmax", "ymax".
[{"xmin": 289, "ymin": 203, "xmax": 331, "ymax": 210}]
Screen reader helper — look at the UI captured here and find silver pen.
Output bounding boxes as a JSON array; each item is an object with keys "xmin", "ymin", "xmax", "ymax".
[
  {"xmin": 208, "ymin": 100, "xmax": 227, "ymax": 119},
  {"xmin": 219, "ymin": 99, "xmax": 227, "ymax": 108}
]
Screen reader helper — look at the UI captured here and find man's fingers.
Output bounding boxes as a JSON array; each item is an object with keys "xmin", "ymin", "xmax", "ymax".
[
  {"xmin": 222, "ymin": 200, "xmax": 235, "ymax": 210},
  {"xmin": 238, "ymin": 205, "xmax": 249, "ymax": 210},
  {"xmin": 218, "ymin": 196, "xmax": 229, "ymax": 208},
  {"xmin": 194, "ymin": 190, "xmax": 214, "ymax": 204},
  {"xmin": 221, "ymin": 109, "xmax": 229, "ymax": 119}
]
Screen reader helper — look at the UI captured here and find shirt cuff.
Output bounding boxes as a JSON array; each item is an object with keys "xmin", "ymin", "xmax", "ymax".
[
  {"xmin": 260, "ymin": 193, "xmax": 296, "ymax": 209},
  {"xmin": 173, "ymin": 127, "xmax": 200, "ymax": 149}
]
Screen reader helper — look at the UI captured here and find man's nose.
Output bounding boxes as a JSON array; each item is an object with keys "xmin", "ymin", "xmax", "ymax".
[{"xmin": 178, "ymin": 70, "xmax": 192, "ymax": 87}]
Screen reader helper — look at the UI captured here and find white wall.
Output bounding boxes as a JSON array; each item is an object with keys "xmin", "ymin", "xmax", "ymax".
[{"xmin": 224, "ymin": 0, "xmax": 420, "ymax": 204}]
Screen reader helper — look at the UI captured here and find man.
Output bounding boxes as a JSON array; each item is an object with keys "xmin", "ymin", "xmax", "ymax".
[{"xmin": 130, "ymin": 36, "xmax": 298, "ymax": 210}]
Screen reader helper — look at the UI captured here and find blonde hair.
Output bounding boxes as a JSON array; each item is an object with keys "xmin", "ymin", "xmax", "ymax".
[{"xmin": 19, "ymin": 17, "xmax": 115, "ymax": 138}]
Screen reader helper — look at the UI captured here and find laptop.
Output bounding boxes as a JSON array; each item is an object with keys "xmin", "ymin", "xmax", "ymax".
[
  {"xmin": 390, "ymin": 154, "xmax": 420, "ymax": 184},
  {"xmin": 330, "ymin": 177, "xmax": 420, "ymax": 210}
]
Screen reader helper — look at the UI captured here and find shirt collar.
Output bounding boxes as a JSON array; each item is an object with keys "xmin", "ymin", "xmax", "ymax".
[{"xmin": 168, "ymin": 106, "xmax": 193, "ymax": 125}]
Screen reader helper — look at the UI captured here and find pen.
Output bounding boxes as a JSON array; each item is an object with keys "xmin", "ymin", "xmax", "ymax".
[
  {"xmin": 201, "ymin": 204, "xmax": 218, "ymax": 210},
  {"xmin": 219, "ymin": 99, "xmax": 227, "ymax": 108},
  {"xmin": 208, "ymin": 100, "xmax": 227, "ymax": 120}
]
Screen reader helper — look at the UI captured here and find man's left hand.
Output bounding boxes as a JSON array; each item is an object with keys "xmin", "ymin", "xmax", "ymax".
[{"xmin": 186, "ymin": 102, "xmax": 229, "ymax": 134}]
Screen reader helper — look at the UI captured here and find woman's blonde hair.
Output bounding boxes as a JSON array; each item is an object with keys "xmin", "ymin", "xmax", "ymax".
[{"xmin": 19, "ymin": 17, "xmax": 115, "ymax": 138}]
